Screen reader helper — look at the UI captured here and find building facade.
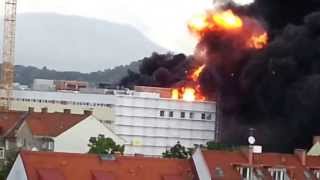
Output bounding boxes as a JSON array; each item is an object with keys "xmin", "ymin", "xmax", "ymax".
[{"xmin": 2, "ymin": 86, "xmax": 217, "ymax": 156}]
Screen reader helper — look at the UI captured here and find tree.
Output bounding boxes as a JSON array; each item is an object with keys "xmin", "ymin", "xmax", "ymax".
[
  {"xmin": 162, "ymin": 141, "xmax": 193, "ymax": 159},
  {"xmin": 0, "ymin": 150, "xmax": 19, "ymax": 179},
  {"xmin": 88, "ymin": 134, "xmax": 124, "ymax": 155}
]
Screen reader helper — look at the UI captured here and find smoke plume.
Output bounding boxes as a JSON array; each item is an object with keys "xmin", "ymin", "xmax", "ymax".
[{"xmin": 121, "ymin": 4, "xmax": 320, "ymax": 152}]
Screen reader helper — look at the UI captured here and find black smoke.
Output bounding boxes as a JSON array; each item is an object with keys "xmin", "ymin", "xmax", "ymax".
[
  {"xmin": 120, "ymin": 9, "xmax": 320, "ymax": 152},
  {"xmin": 120, "ymin": 53, "xmax": 193, "ymax": 88}
]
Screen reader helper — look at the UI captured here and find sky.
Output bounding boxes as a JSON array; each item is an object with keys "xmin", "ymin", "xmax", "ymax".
[{"xmin": 1, "ymin": 0, "xmax": 216, "ymax": 54}]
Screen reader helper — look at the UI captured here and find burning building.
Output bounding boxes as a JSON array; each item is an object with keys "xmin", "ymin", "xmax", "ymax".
[
  {"xmin": 0, "ymin": 83, "xmax": 217, "ymax": 156},
  {"xmin": 120, "ymin": 0, "xmax": 320, "ymax": 152}
]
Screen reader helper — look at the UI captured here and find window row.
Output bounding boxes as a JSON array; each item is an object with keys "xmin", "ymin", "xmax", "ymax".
[
  {"xmin": 159, "ymin": 110, "xmax": 214, "ymax": 120},
  {"xmin": 13, "ymin": 98, "xmax": 112, "ymax": 107}
]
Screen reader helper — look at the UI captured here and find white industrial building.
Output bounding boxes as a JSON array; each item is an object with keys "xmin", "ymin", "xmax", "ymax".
[{"xmin": 1, "ymin": 83, "xmax": 217, "ymax": 156}]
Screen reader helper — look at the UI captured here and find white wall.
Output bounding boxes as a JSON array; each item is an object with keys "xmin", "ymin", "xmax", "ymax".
[
  {"xmin": 192, "ymin": 148, "xmax": 211, "ymax": 180},
  {"xmin": 7, "ymin": 155, "xmax": 27, "ymax": 180},
  {"xmin": 113, "ymin": 96, "xmax": 216, "ymax": 155},
  {"xmin": 53, "ymin": 116, "xmax": 125, "ymax": 153}
]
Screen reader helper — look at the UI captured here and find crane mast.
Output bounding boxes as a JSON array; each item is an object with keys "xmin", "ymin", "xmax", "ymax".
[{"xmin": 0, "ymin": 0, "xmax": 17, "ymax": 111}]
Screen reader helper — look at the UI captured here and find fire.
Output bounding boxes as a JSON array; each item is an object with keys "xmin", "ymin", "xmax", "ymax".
[
  {"xmin": 188, "ymin": 13, "xmax": 208, "ymax": 32},
  {"xmin": 188, "ymin": 9, "xmax": 243, "ymax": 34},
  {"xmin": 171, "ymin": 65, "xmax": 206, "ymax": 102},
  {"xmin": 182, "ymin": 88, "xmax": 196, "ymax": 102},
  {"xmin": 171, "ymin": 89, "xmax": 179, "ymax": 100},
  {"xmin": 247, "ymin": 33, "xmax": 268, "ymax": 49},
  {"xmin": 191, "ymin": 65, "xmax": 206, "ymax": 81},
  {"xmin": 212, "ymin": 10, "xmax": 243, "ymax": 30},
  {"xmin": 172, "ymin": 9, "xmax": 268, "ymax": 102}
]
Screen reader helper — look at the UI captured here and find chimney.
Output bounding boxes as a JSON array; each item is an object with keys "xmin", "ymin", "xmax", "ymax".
[
  {"xmin": 41, "ymin": 107, "xmax": 48, "ymax": 113},
  {"xmin": 313, "ymin": 136, "xmax": 320, "ymax": 145},
  {"xmin": 83, "ymin": 110, "xmax": 92, "ymax": 115},
  {"xmin": 63, "ymin": 109, "xmax": 71, "ymax": 114},
  {"xmin": 28, "ymin": 107, "xmax": 34, "ymax": 112},
  {"xmin": 241, "ymin": 146, "xmax": 253, "ymax": 165},
  {"xmin": 294, "ymin": 149, "xmax": 306, "ymax": 166}
]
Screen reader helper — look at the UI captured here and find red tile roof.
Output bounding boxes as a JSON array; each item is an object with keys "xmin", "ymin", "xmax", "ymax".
[
  {"xmin": 25, "ymin": 112, "xmax": 89, "ymax": 137},
  {"xmin": 202, "ymin": 150, "xmax": 320, "ymax": 180},
  {"xmin": 20, "ymin": 151, "xmax": 198, "ymax": 180},
  {"xmin": 0, "ymin": 111, "xmax": 26, "ymax": 136}
]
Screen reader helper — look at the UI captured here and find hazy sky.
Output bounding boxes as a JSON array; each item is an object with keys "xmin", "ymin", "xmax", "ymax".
[{"xmin": 1, "ymin": 0, "xmax": 215, "ymax": 54}]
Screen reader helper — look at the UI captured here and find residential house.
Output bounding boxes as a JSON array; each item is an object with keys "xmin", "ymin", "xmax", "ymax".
[
  {"xmin": 8, "ymin": 151, "xmax": 197, "ymax": 180},
  {"xmin": 192, "ymin": 148, "xmax": 320, "ymax": 180},
  {"xmin": 16, "ymin": 109, "xmax": 125, "ymax": 153},
  {"xmin": 8, "ymin": 147, "xmax": 320, "ymax": 180},
  {"xmin": 0, "ymin": 111, "xmax": 28, "ymax": 165},
  {"xmin": 0, "ymin": 109, "xmax": 124, "ymax": 165}
]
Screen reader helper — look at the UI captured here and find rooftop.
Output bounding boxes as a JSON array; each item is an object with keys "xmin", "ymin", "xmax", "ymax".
[
  {"xmin": 26, "ymin": 112, "xmax": 90, "ymax": 137},
  {"xmin": 201, "ymin": 149, "xmax": 320, "ymax": 179},
  {"xmin": 0, "ymin": 111, "xmax": 26, "ymax": 136},
  {"xmin": 20, "ymin": 151, "xmax": 197, "ymax": 180}
]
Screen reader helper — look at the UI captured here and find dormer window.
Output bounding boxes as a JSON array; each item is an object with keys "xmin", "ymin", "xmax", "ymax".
[
  {"xmin": 236, "ymin": 166, "xmax": 253, "ymax": 180},
  {"xmin": 312, "ymin": 169, "xmax": 320, "ymax": 179},
  {"xmin": 268, "ymin": 168, "xmax": 288, "ymax": 180}
]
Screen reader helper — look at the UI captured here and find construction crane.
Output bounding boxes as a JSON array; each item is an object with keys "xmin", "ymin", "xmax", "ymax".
[{"xmin": 0, "ymin": 0, "xmax": 17, "ymax": 111}]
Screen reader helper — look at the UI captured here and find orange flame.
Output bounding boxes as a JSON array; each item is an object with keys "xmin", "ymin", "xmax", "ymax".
[
  {"xmin": 188, "ymin": 9, "xmax": 243, "ymax": 34},
  {"xmin": 191, "ymin": 65, "xmax": 206, "ymax": 81},
  {"xmin": 171, "ymin": 88, "xmax": 179, "ymax": 100},
  {"xmin": 212, "ymin": 10, "xmax": 243, "ymax": 30},
  {"xmin": 188, "ymin": 13, "xmax": 209, "ymax": 32},
  {"xmin": 247, "ymin": 33, "xmax": 268, "ymax": 49},
  {"xmin": 182, "ymin": 88, "xmax": 196, "ymax": 102},
  {"xmin": 171, "ymin": 65, "xmax": 206, "ymax": 102}
]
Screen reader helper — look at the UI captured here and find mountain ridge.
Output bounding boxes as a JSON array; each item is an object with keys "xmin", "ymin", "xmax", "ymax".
[{"xmin": 0, "ymin": 13, "xmax": 166, "ymax": 72}]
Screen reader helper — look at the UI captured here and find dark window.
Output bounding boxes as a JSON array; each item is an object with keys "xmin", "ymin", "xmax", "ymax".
[
  {"xmin": 169, "ymin": 111, "xmax": 174, "ymax": 117},
  {"xmin": 207, "ymin": 113, "xmax": 212, "ymax": 120},
  {"xmin": 160, "ymin": 110, "xmax": 165, "ymax": 117},
  {"xmin": 189, "ymin": 112, "xmax": 194, "ymax": 119},
  {"xmin": 201, "ymin": 113, "xmax": 206, "ymax": 120},
  {"xmin": 181, "ymin": 112, "xmax": 185, "ymax": 118}
]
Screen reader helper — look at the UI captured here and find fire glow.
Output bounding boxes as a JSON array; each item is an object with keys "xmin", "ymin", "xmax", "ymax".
[
  {"xmin": 188, "ymin": 9, "xmax": 268, "ymax": 50},
  {"xmin": 171, "ymin": 65, "xmax": 206, "ymax": 102},
  {"xmin": 247, "ymin": 33, "xmax": 268, "ymax": 49},
  {"xmin": 171, "ymin": 9, "xmax": 268, "ymax": 102},
  {"xmin": 188, "ymin": 9, "xmax": 243, "ymax": 35}
]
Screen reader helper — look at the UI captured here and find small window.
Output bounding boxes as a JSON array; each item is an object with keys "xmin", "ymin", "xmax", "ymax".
[
  {"xmin": 180, "ymin": 112, "xmax": 185, "ymax": 118},
  {"xmin": 201, "ymin": 113, "xmax": 206, "ymax": 120},
  {"xmin": 160, "ymin": 110, "xmax": 165, "ymax": 117},
  {"xmin": 206, "ymin": 113, "xmax": 212, "ymax": 120},
  {"xmin": 169, "ymin": 111, "xmax": 174, "ymax": 117},
  {"xmin": 48, "ymin": 141, "xmax": 54, "ymax": 151},
  {"xmin": 0, "ymin": 147, "xmax": 5, "ymax": 159},
  {"xmin": 189, "ymin": 112, "xmax": 194, "ymax": 119}
]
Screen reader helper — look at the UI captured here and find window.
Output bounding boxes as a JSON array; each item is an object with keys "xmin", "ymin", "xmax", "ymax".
[
  {"xmin": 312, "ymin": 169, "xmax": 320, "ymax": 179},
  {"xmin": 268, "ymin": 168, "xmax": 288, "ymax": 180},
  {"xmin": 201, "ymin": 113, "xmax": 206, "ymax": 120},
  {"xmin": 189, "ymin": 112, "xmax": 194, "ymax": 119},
  {"xmin": 180, "ymin": 112, "xmax": 185, "ymax": 118},
  {"xmin": 0, "ymin": 147, "xmax": 5, "ymax": 159},
  {"xmin": 169, "ymin": 111, "xmax": 174, "ymax": 117},
  {"xmin": 160, "ymin": 110, "xmax": 165, "ymax": 117},
  {"xmin": 48, "ymin": 141, "xmax": 54, "ymax": 151},
  {"xmin": 206, "ymin": 113, "xmax": 212, "ymax": 120},
  {"xmin": 237, "ymin": 167, "xmax": 253, "ymax": 180}
]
